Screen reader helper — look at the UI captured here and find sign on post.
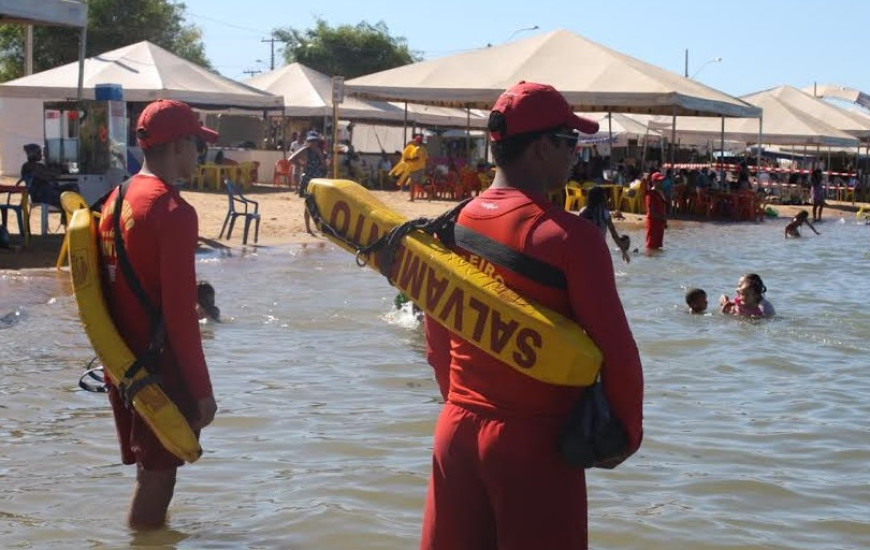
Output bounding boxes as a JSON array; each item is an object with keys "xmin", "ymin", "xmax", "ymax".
[{"xmin": 332, "ymin": 76, "xmax": 345, "ymax": 104}]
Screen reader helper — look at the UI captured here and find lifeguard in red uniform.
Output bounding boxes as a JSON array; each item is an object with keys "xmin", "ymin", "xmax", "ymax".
[{"xmin": 420, "ymin": 82, "xmax": 644, "ymax": 550}]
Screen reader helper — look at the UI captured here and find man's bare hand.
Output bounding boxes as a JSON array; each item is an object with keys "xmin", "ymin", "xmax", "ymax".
[{"xmin": 191, "ymin": 396, "xmax": 217, "ymax": 430}]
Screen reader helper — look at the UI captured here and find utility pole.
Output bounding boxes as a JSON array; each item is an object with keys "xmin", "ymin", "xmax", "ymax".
[
  {"xmin": 684, "ymin": 48, "xmax": 688, "ymax": 78},
  {"xmin": 261, "ymin": 35, "xmax": 284, "ymax": 70}
]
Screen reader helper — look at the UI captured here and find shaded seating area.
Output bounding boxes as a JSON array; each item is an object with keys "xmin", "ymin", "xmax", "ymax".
[
  {"xmin": 193, "ymin": 161, "xmax": 259, "ymax": 191},
  {"xmin": 219, "ymin": 180, "xmax": 260, "ymax": 245}
]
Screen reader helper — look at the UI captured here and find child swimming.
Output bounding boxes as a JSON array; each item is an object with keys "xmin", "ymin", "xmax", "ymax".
[
  {"xmin": 685, "ymin": 288, "xmax": 708, "ymax": 314},
  {"xmin": 197, "ymin": 281, "xmax": 221, "ymax": 322},
  {"xmin": 784, "ymin": 210, "xmax": 820, "ymax": 238},
  {"xmin": 719, "ymin": 273, "xmax": 775, "ymax": 318}
]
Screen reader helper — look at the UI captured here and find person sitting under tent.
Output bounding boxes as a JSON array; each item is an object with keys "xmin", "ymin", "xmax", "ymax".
[{"xmin": 20, "ymin": 143, "xmax": 79, "ymax": 223}]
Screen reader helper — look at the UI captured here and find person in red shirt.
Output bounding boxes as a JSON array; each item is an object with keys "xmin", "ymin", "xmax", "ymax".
[
  {"xmin": 645, "ymin": 171, "xmax": 668, "ymax": 250},
  {"xmin": 420, "ymin": 81, "xmax": 644, "ymax": 550},
  {"xmin": 99, "ymin": 99, "xmax": 219, "ymax": 528}
]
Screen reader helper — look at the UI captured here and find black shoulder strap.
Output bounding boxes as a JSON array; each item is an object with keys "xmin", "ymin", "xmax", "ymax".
[
  {"xmin": 112, "ymin": 179, "xmax": 164, "ymax": 341},
  {"xmin": 435, "ymin": 199, "xmax": 567, "ymax": 290},
  {"xmin": 109, "ymin": 179, "xmax": 166, "ymax": 406},
  {"xmin": 452, "ymin": 224, "xmax": 568, "ymax": 290}
]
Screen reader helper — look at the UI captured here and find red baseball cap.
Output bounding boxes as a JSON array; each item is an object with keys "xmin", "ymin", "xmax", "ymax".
[
  {"xmin": 136, "ymin": 99, "xmax": 219, "ymax": 149},
  {"xmin": 489, "ymin": 81, "xmax": 598, "ymax": 141},
  {"xmin": 651, "ymin": 172, "xmax": 665, "ymax": 182}
]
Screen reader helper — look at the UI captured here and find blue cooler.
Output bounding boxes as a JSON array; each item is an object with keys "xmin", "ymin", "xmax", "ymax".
[{"xmin": 94, "ymin": 83, "xmax": 123, "ymax": 101}]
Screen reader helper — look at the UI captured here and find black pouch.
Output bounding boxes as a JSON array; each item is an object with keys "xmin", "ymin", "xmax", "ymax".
[{"xmin": 558, "ymin": 379, "xmax": 629, "ymax": 469}]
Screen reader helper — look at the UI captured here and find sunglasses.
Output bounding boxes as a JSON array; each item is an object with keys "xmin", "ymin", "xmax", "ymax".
[{"xmin": 549, "ymin": 131, "xmax": 580, "ymax": 150}]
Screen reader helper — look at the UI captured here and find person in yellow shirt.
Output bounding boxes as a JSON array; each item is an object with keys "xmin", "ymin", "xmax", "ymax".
[{"xmin": 392, "ymin": 134, "xmax": 428, "ymax": 196}]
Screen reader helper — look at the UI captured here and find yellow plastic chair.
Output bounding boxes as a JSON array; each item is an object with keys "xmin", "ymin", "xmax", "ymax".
[
  {"xmin": 564, "ymin": 184, "xmax": 585, "ymax": 211},
  {"xmin": 620, "ymin": 188, "xmax": 643, "ymax": 214},
  {"xmin": 56, "ymin": 191, "xmax": 92, "ymax": 269}
]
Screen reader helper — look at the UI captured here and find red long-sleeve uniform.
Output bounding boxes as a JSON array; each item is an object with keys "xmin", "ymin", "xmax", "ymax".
[
  {"xmin": 421, "ymin": 187, "xmax": 643, "ymax": 550},
  {"xmin": 99, "ymin": 174, "xmax": 212, "ymax": 469}
]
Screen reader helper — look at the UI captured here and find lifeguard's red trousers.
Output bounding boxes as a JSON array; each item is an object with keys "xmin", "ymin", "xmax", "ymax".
[
  {"xmin": 420, "ymin": 402, "xmax": 588, "ymax": 550},
  {"xmin": 645, "ymin": 220, "xmax": 665, "ymax": 249}
]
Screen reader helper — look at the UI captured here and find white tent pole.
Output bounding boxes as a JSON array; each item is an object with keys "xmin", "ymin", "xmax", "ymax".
[
  {"xmin": 720, "ymin": 116, "xmax": 725, "ymax": 185},
  {"xmin": 608, "ymin": 112, "xmax": 613, "ymax": 164},
  {"xmin": 640, "ymin": 125, "xmax": 649, "ymax": 172},
  {"xmin": 77, "ymin": 26, "xmax": 87, "ymax": 100},
  {"xmin": 757, "ymin": 113, "xmax": 763, "ymax": 176},
  {"xmin": 670, "ymin": 108, "xmax": 676, "ymax": 166},
  {"xmin": 403, "ymin": 102, "xmax": 409, "ymax": 144},
  {"xmin": 826, "ymin": 146, "xmax": 831, "ymax": 177},
  {"xmin": 466, "ymin": 107, "xmax": 471, "ymax": 164},
  {"xmin": 281, "ymin": 107, "xmax": 287, "ymax": 159},
  {"xmin": 816, "ymin": 143, "xmax": 821, "ymax": 172}
]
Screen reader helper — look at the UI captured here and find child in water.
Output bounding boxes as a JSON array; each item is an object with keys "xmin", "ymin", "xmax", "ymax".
[
  {"xmin": 784, "ymin": 210, "xmax": 820, "ymax": 238},
  {"xmin": 719, "ymin": 273, "xmax": 775, "ymax": 318},
  {"xmin": 579, "ymin": 185, "xmax": 631, "ymax": 263},
  {"xmin": 196, "ymin": 281, "xmax": 220, "ymax": 322},
  {"xmin": 685, "ymin": 288, "xmax": 708, "ymax": 314}
]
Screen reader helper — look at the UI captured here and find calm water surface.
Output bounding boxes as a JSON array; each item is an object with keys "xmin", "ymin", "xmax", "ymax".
[{"xmin": 2, "ymin": 215, "xmax": 869, "ymax": 549}]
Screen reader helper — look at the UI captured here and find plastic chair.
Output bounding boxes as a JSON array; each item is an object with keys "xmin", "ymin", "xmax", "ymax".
[
  {"xmin": 619, "ymin": 188, "xmax": 640, "ymax": 214},
  {"xmin": 273, "ymin": 159, "xmax": 294, "ymax": 190},
  {"xmin": 191, "ymin": 165, "xmax": 206, "ymax": 189},
  {"xmin": 459, "ymin": 170, "xmax": 482, "ymax": 198},
  {"xmin": 219, "ymin": 180, "xmax": 260, "ymax": 245},
  {"xmin": 410, "ymin": 175, "xmax": 436, "ymax": 201},
  {"xmin": 56, "ymin": 191, "xmax": 91, "ymax": 269},
  {"xmin": 564, "ymin": 184, "xmax": 585, "ymax": 211},
  {"xmin": 0, "ymin": 177, "xmax": 30, "ymax": 246},
  {"xmin": 17, "ymin": 174, "xmax": 65, "ymax": 235}
]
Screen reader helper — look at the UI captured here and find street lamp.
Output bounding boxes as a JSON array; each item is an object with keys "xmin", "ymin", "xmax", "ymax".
[
  {"xmin": 506, "ymin": 25, "xmax": 539, "ymax": 42},
  {"xmin": 691, "ymin": 57, "xmax": 723, "ymax": 80}
]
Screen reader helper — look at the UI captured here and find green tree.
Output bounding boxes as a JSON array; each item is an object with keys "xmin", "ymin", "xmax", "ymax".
[
  {"xmin": 0, "ymin": 0, "xmax": 210, "ymax": 83},
  {"xmin": 274, "ymin": 19, "xmax": 420, "ymax": 78}
]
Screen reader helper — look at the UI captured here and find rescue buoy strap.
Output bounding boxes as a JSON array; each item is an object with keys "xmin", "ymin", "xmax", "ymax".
[
  {"xmin": 113, "ymin": 181, "xmax": 162, "ymax": 330},
  {"xmin": 120, "ymin": 373, "xmax": 164, "ymax": 409},
  {"xmin": 451, "ymin": 225, "xmax": 567, "ymax": 290},
  {"xmin": 111, "ymin": 181, "xmax": 166, "ymax": 386}
]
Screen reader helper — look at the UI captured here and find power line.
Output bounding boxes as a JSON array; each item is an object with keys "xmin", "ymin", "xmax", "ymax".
[{"xmin": 182, "ymin": 10, "xmax": 268, "ymax": 36}]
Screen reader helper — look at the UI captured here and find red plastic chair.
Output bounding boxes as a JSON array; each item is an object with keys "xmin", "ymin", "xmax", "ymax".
[
  {"xmin": 273, "ymin": 159, "xmax": 294, "ymax": 190},
  {"xmin": 410, "ymin": 175, "xmax": 436, "ymax": 201}
]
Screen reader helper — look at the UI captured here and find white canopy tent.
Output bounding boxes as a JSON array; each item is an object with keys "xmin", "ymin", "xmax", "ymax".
[
  {"xmin": 803, "ymin": 84, "xmax": 870, "ymax": 111},
  {"xmin": 244, "ymin": 62, "xmax": 486, "ymax": 128},
  {"xmin": 755, "ymin": 85, "xmax": 870, "ymax": 139},
  {"xmin": 0, "ymin": 1, "xmax": 90, "ymax": 176},
  {"xmin": 0, "ymin": 0, "xmax": 87, "ymax": 26},
  {"xmin": 346, "ymin": 29, "xmax": 760, "ymax": 118},
  {"xmin": 648, "ymin": 89, "xmax": 859, "ymax": 148},
  {"xmin": 0, "ymin": 41, "xmax": 283, "ymax": 110},
  {"xmin": 0, "ymin": 0, "xmax": 88, "ymax": 94},
  {"xmin": 578, "ymin": 112, "xmax": 662, "ymax": 146},
  {"xmin": 0, "ymin": 41, "xmax": 283, "ymax": 175}
]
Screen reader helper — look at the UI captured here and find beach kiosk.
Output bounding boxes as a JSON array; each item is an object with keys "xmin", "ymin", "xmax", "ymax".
[{"xmin": 42, "ymin": 83, "xmax": 127, "ymax": 204}]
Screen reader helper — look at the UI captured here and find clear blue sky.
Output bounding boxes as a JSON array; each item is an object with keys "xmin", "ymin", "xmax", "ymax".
[{"xmin": 180, "ymin": 0, "xmax": 870, "ymax": 101}]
